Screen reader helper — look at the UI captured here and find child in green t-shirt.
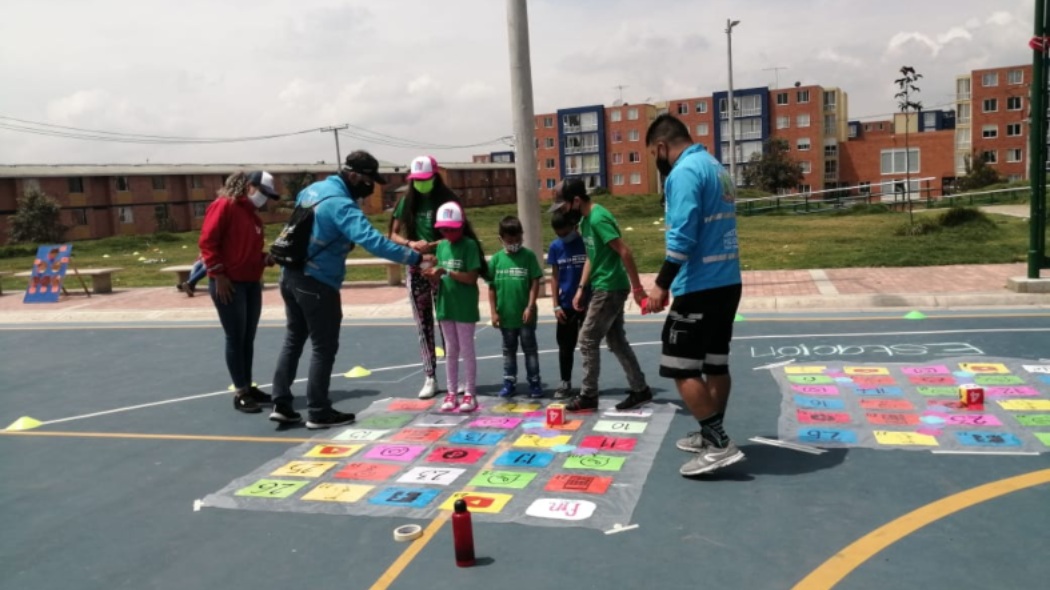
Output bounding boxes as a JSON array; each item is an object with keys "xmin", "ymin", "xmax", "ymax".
[
  {"xmin": 425, "ymin": 201, "xmax": 488, "ymax": 412},
  {"xmin": 487, "ymin": 216, "xmax": 545, "ymax": 398}
]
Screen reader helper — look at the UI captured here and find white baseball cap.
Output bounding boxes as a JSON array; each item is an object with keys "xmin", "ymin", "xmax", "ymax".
[
  {"xmin": 434, "ymin": 201, "xmax": 464, "ymax": 229},
  {"xmin": 407, "ymin": 155, "xmax": 438, "ymax": 181}
]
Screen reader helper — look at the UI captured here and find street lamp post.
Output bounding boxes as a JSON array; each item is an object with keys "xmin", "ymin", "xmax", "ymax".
[{"xmin": 726, "ymin": 19, "xmax": 741, "ymax": 185}]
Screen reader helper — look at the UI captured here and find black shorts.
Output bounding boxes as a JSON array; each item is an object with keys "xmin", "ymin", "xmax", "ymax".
[{"xmin": 660, "ymin": 283, "xmax": 742, "ymax": 379}]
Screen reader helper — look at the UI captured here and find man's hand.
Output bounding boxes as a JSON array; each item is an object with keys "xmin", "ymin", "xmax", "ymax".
[
  {"xmin": 647, "ymin": 285, "xmax": 669, "ymax": 313},
  {"xmin": 264, "ymin": 254, "xmax": 276, "ymax": 267},
  {"xmin": 419, "ymin": 253, "xmax": 437, "ymax": 269},
  {"xmin": 214, "ymin": 275, "xmax": 234, "ymax": 305},
  {"xmin": 408, "ymin": 240, "xmax": 429, "ymax": 253}
]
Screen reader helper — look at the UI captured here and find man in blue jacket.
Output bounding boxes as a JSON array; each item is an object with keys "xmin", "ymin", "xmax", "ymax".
[
  {"xmin": 270, "ymin": 151, "xmax": 433, "ymax": 429},
  {"xmin": 645, "ymin": 114, "xmax": 745, "ymax": 477}
]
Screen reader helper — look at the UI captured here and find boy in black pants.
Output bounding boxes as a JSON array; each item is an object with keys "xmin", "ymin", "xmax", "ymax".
[{"xmin": 546, "ymin": 209, "xmax": 589, "ymax": 398}]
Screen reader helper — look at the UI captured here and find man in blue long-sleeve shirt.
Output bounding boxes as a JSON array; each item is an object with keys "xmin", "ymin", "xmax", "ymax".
[
  {"xmin": 270, "ymin": 151, "xmax": 433, "ymax": 429},
  {"xmin": 645, "ymin": 115, "xmax": 745, "ymax": 477}
]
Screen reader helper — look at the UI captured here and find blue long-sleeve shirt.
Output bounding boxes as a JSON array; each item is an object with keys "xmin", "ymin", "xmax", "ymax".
[
  {"xmin": 663, "ymin": 144, "xmax": 742, "ymax": 296},
  {"xmin": 295, "ymin": 175, "xmax": 420, "ymax": 290}
]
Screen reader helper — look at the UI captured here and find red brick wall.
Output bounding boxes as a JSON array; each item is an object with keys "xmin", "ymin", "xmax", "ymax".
[
  {"xmin": 770, "ymin": 85, "xmax": 827, "ymax": 190},
  {"xmin": 535, "ymin": 112, "xmax": 561, "ymax": 198},
  {"xmin": 972, "ymin": 64, "xmax": 1031, "ymax": 180},
  {"xmin": 605, "ymin": 104, "xmax": 659, "ymax": 195},
  {"xmin": 840, "ymin": 129, "xmax": 955, "ymax": 195}
]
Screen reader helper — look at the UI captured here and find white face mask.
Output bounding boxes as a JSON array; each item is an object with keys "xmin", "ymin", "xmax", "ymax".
[
  {"xmin": 504, "ymin": 242, "xmax": 522, "ymax": 254},
  {"xmin": 248, "ymin": 189, "xmax": 268, "ymax": 209}
]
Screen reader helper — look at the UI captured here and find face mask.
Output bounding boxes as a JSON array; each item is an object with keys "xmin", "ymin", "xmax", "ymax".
[
  {"xmin": 441, "ymin": 228, "xmax": 464, "ymax": 243},
  {"xmin": 656, "ymin": 147, "xmax": 673, "ymax": 177},
  {"xmin": 503, "ymin": 241, "xmax": 522, "ymax": 254},
  {"xmin": 413, "ymin": 179, "xmax": 434, "ymax": 194},
  {"xmin": 348, "ymin": 180, "xmax": 373, "ymax": 200},
  {"xmin": 248, "ymin": 189, "xmax": 268, "ymax": 209}
]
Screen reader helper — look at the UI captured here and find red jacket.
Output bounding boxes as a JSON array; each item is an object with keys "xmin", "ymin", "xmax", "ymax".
[{"xmin": 198, "ymin": 197, "xmax": 266, "ymax": 282}]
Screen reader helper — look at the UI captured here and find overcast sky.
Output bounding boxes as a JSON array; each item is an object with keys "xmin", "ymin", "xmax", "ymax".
[{"xmin": 0, "ymin": 0, "xmax": 1034, "ymax": 167}]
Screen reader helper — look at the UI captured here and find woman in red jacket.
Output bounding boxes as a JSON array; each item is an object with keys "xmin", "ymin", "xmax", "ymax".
[{"xmin": 198, "ymin": 171, "xmax": 279, "ymax": 413}]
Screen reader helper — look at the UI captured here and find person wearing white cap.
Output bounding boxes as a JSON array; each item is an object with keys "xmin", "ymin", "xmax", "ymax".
[{"xmin": 388, "ymin": 155, "xmax": 463, "ymax": 399}]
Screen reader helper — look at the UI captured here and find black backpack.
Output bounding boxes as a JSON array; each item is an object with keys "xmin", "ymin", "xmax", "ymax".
[{"xmin": 270, "ymin": 196, "xmax": 337, "ymax": 270}]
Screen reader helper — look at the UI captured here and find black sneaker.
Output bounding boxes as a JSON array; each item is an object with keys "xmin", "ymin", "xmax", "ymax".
[
  {"xmin": 233, "ymin": 393, "xmax": 262, "ymax": 414},
  {"xmin": 554, "ymin": 381, "xmax": 572, "ymax": 400},
  {"xmin": 247, "ymin": 386, "xmax": 273, "ymax": 405},
  {"xmin": 565, "ymin": 394, "xmax": 598, "ymax": 413},
  {"xmin": 269, "ymin": 404, "xmax": 302, "ymax": 424},
  {"xmin": 615, "ymin": 387, "xmax": 653, "ymax": 411},
  {"xmin": 306, "ymin": 409, "xmax": 356, "ymax": 430}
]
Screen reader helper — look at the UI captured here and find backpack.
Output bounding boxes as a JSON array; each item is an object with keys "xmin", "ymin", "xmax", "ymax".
[{"xmin": 269, "ymin": 196, "xmax": 336, "ymax": 270}]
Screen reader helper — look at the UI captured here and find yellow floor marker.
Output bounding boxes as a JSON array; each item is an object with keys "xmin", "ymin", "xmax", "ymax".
[
  {"xmin": 435, "ymin": 347, "xmax": 445, "ymax": 358},
  {"xmin": 345, "ymin": 366, "xmax": 372, "ymax": 378},
  {"xmin": 4, "ymin": 416, "xmax": 42, "ymax": 431}
]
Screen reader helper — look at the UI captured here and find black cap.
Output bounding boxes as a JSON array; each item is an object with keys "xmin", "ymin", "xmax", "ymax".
[
  {"xmin": 548, "ymin": 178, "xmax": 586, "ymax": 213},
  {"xmin": 343, "ymin": 150, "xmax": 388, "ymax": 185},
  {"xmin": 454, "ymin": 499, "xmax": 468, "ymax": 512}
]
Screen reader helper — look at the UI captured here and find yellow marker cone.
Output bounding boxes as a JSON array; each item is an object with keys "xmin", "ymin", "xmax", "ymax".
[
  {"xmin": 132, "ymin": 251, "xmax": 140, "ymax": 256},
  {"xmin": 625, "ymin": 227, "xmax": 634, "ymax": 231},
  {"xmin": 436, "ymin": 347, "xmax": 445, "ymax": 358},
  {"xmin": 345, "ymin": 366, "xmax": 372, "ymax": 378},
  {"xmin": 5, "ymin": 416, "xmax": 42, "ymax": 431},
  {"xmin": 227, "ymin": 382, "xmax": 259, "ymax": 391}
]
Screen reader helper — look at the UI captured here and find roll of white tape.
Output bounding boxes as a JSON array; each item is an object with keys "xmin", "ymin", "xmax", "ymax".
[{"xmin": 393, "ymin": 524, "xmax": 423, "ymax": 542}]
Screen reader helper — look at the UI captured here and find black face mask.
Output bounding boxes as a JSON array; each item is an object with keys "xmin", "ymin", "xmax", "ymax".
[
  {"xmin": 656, "ymin": 147, "xmax": 673, "ymax": 177},
  {"xmin": 344, "ymin": 174, "xmax": 374, "ymax": 200}
]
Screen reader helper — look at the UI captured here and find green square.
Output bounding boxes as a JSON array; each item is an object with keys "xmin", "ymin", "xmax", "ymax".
[
  {"xmin": 235, "ymin": 479, "xmax": 310, "ymax": 498},
  {"xmin": 788, "ymin": 375, "xmax": 833, "ymax": 385},
  {"xmin": 1016, "ymin": 415, "xmax": 1050, "ymax": 427},
  {"xmin": 563, "ymin": 453, "xmax": 627, "ymax": 472},
  {"xmin": 467, "ymin": 470, "xmax": 537, "ymax": 489},
  {"xmin": 355, "ymin": 414, "xmax": 414, "ymax": 429},
  {"xmin": 974, "ymin": 375, "xmax": 1025, "ymax": 386},
  {"xmin": 1034, "ymin": 433, "xmax": 1050, "ymax": 447},
  {"xmin": 917, "ymin": 386, "xmax": 958, "ymax": 397}
]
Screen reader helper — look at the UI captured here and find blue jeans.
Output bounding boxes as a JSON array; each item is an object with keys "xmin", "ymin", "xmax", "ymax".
[
  {"xmin": 208, "ymin": 279, "xmax": 263, "ymax": 390},
  {"xmin": 501, "ymin": 325, "xmax": 540, "ymax": 384},
  {"xmin": 271, "ymin": 269, "xmax": 343, "ymax": 418},
  {"xmin": 187, "ymin": 259, "xmax": 207, "ymax": 288}
]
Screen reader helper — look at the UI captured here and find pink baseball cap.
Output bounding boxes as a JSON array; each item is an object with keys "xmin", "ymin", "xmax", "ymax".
[
  {"xmin": 407, "ymin": 155, "xmax": 438, "ymax": 181},
  {"xmin": 434, "ymin": 201, "xmax": 464, "ymax": 229}
]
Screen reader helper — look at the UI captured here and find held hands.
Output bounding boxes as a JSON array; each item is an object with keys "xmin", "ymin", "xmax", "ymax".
[
  {"xmin": 264, "ymin": 253, "xmax": 276, "ymax": 267},
  {"xmin": 631, "ymin": 287, "xmax": 646, "ymax": 307},
  {"xmin": 408, "ymin": 240, "xmax": 430, "ymax": 253},
  {"xmin": 646, "ymin": 285, "xmax": 670, "ymax": 314}
]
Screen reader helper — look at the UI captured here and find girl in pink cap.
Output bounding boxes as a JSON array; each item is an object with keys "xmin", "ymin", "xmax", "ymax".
[
  {"xmin": 424, "ymin": 201, "xmax": 488, "ymax": 412},
  {"xmin": 389, "ymin": 156, "xmax": 463, "ymax": 400}
]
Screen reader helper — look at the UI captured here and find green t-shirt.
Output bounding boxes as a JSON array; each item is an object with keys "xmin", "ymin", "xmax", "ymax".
[
  {"xmin": 487, "ymin": 247, "xmax": 543, "ymax": 329},
  {"xmin": 394, "ymin": 196, "xmax": 438, "ymax": 243},
  {"xmin": 435, "ymin": 238, "xmax": 482, "ymax": 323},
  {"xmin": 580, "ymin": 204, "xmax": 630, "ymax": 291}
]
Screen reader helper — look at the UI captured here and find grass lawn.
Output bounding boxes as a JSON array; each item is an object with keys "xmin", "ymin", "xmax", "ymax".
[{"xmin": 0, "ymin": 192, "xmax": 1035, "ymax": 293}]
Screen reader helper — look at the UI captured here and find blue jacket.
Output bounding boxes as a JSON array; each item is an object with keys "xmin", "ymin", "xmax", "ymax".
[
  {"xmin": 663, "ymin": 144, "xmax": 742, "ymax": 296},
  {"xmin": 295, "ymin": 175, "xmax": 420, "ymax": 290}
]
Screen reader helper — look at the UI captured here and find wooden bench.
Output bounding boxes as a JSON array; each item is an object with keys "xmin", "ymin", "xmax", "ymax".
[
  {"xmin": 160, "ymin": 265, "xmax": 197, "ymax": 285},
  {"xmin": 345, "ymin": 258, "xmax": 404, "ymax": 286},
  {"xmin": 14, "ymin": 267, "xmax": 123, "ymax": 294},
  {"xmin": 0, "ymin": 270, "xmax": 11, "ymax": 295}
]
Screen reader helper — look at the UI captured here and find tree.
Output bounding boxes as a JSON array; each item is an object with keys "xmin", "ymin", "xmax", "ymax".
[
  {"xmin": 741, "ymin": 138, "xmax": 804, "ymax": 193},
  {"xmin": 957, "ymin": 152, "xmax": 1001, "ymax": 192},
  {"xmin": 894, "ymin": 65, "xmax": 923, "ymax": 225},
  {"xmin": 277, "ymin": 172, "xmax": 315, "ymax": 213},
  {"xmin": 9, "ymin": 187, "xmax": 66, "ymax": 244}
]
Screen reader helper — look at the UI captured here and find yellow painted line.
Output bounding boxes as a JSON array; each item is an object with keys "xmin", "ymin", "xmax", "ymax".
[
  {"xmin": 792, "ymin": 468, "xmax": 1050, "ymax": 589},
  {"xmin": 0, "ymin": 430, "xmax": 341, "ymax": 445}
]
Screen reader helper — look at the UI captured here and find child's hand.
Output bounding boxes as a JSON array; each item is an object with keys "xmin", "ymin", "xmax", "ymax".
[
  {"xmin": 491, "ymin": 312, "xmax": 501, "ymax": 328},
  {"xmin": 554, "ymin": 307, "xmax": 567, "ymax": 323},
  {"xmin": 572, "ymin": 290, "xmax": 585, "ymax": 312},
  {"xmin": 522, "ymin": 306, "xmax": 534, "ymax": 325}
]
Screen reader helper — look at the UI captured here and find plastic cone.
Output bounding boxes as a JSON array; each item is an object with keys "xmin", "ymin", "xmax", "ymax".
[
  {"xmin": 903, "ymin": 310, "xmax": 927, "ymax": 320},
  {"xmin": 345, "ymin": 366, "xmax": 372, "ymax": 378},
  {"xmin": 734, "ymin": 313, "xmax": 746, "ymax": 322},
  {"xmin": 4, "ymin": 416, "xmax": 42, "ymax": 431},
  {"xmin": 436, "ymin": 347, "xmax": 445, "ymax": 358}
]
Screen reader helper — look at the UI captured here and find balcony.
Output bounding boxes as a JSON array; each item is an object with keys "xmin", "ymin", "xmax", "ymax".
[
  {"xmin": 720, "ymin": 107, "xmax": 762, "ymax": 119},
  {"xmin": 563, "ymin": 122, "xmax": 598, "ymax": 134},
  {"xmin": 824, "ymin": 172, "xmax": 837, "ymax": 183},
  {"xmin": 957, "ymin": 92, "xmax": 971, "ymax": 101},
  {"xmin": 564, "ymin": 145, "xmax": 599, "ymax": 155}
]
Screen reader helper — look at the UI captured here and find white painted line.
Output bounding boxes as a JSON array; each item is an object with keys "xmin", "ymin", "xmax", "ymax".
[
  {"xmin": 930, "ymin": 450, "xmax": 1041, "ymax": 456},
  {"xmin": 604, "ymin": 523, "xmax": 639, "ymax": 535},
  {"xmin": 753, "ymin": 359, "xmax": 797, "ymax": 371},
  {"xmin": 809, "ymin": 269, "xmax": 840, "ymax": 296},
  {"xmin": 748, "ymin": 436, "xmax": 826, "ymax": 455}
]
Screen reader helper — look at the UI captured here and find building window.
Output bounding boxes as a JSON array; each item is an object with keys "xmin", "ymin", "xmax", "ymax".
[
  {"xmin": 957, "ymin": 77, "xmax": 972, "ymax": 100},
  {"xmin": 67, "ymin": 177, "xmax": 84, "ymax": 193},
  {"xmin": 1007, "ymin": 96, "xmax": 1022, "ymax": 111},
  {"xmin": 823, "ymin": 91, "xmax": 836, "ymax": 107},
  {"xmin": 629, "ymin": 173, "xmax": 641, "ymax": 185},
  {"xmin": 154, "ymin": 204, "xmax": 169, "ymax": 222},
  {"xmin": 776, "ymin": 92, "xmax": 788, "ymax": 105},
  {"xmin": 797, "ymin": 138, "xmax": 811, "ymax": 151},
  {"xmin": 880, "ymin": 148, "xmax": 920, "ymax": 174},
  {"xmin": 982, "ymin": 125, "xmax": 998, "ymax": 139},
  {"xmin": 864, "ymin": 124, "xmax": 872, "ymax": 131},
  {"xmin": 628, "ymin": 129, "xmax": 639, "ymax": 142},
  {"xmin": 824, "ymin": 115, "xmax": 836, "ymax": 132},
  {"xmin": 545, "ymin": 138, "xmax": 554, "ymax": 149},
  {"xmin": 696, "ymin": 123, "xmax": 709, "ymax": 136},
  {"xmin": 776, "ymin": 116, "xmax": 790, "ymax": 129},
  {"xmin": 878, "ymin": 123, "xmax": 885, "ymax": 130},
  {"xmin": 824, "ymin": 144, "xmax": 838, "ymax": 157},
  {"xmin": 1006, "ymin": 149, "xmax": 1023, "ymax": 163},
  {"xmin": 152, "ymin": 176, "xmax": 167, "ymax": 191},
  {"xmin": 534, "ymin": 138, "xmax": 539, "ymax": 150},
  {"xmin": 544, "ymin": 116, "xmax": 553, "ymax": 128},
  {"xmin": 610, "ymin": 110, "xmax": 622, "ymax": 122},
  {"xmin": 799, "ymin": 184, "xmax": 811, "ymax": 193},
  {"xmin": 800, "ymin": 161, "xmax": 812, "ymax": 174},
  {"xmin": 696, "ymin": 101, "xmax": 707, "ymax": 114},
  {"xmin": 982, "ymin": 98, "xmax": 997, "ymax": 113},
  {"xmin": 848, "ymin": 124, "xmax": 857, "ymax": 138},
  {"xmin": 859, "ymin": 181, "xmax": 871, "ymax": 194},
  {"xmin": 190, "ymin": 175, "xmax": 203, "ymax": 189},
  {"xmin": 924, "ymin": 112, "xmax": 937, "ymax": 128},
  {"xmin": 825, "ymin": 160, "xmax": 838, "ymax": 175},
  {"xmin": 546, "ymin": 178, "xmax": 556, "ymax": 189},
  {"xmin": 797, "ymin": 114, "xmax": 811, "ymax": 128},
  {"xmin": 1008, "ymin": 69, "xmax": 1024, "ymax": 85},
  {"xmin": 797, "ymin": 90, "xmax": 810, "ymax": 103},
  {"xmin": 627, "ymin": 108, "xmax": 638, "ymax": 120},
  {"xmin": 982, "ymin": 150, "xmax": 997, "ymax": 164},
  {"xmin": 981, "ymin": 72, "xmax": 999, "ymax": 87},
  {"xmin": 677, "ymin": 102, "xmax": 689, "ymax": 115},
  {"xmin": 71, "ymin": 208, "xmax": 88, "ymax": 226},
  {"xmin": 613, "ymin": 174, "xmax": 625, "ymax": 186},
  {"xmin": 118, "ymin": 206, "xmax": 134, "ymax": 224},
  {"xmin": 193, "ymin": 202, "xmax": 208, "ymax": 217},
  {"xmin": 612, "ymin": 131, "xmax": 623, "ymax": 143},
  {"xmin": 116, "ymin": 176, "xmax": 130, "ymax": 192},
  {"xmin": 612, "ymin": 153, "xmax": 623, "ymax": 165},
  {"xmin": 545, "ymin": 158, "xmax": 556, "ymax": 169},
  {"xmin": 1007, "ymin": 123, "xmax": 1022, "ymax": 137},
  {"xmin": 628, "ymin": 152, "xmax": 640, "ymax": 163}
]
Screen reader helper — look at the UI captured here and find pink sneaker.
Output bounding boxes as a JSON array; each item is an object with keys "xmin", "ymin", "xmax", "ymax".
[
  {"xmin": 459, "ymin": 393, "xmax": 478, "ymax": 412},
  {"xmin": 440, "ymin": 391, "xmax": 459, "ymax": 412}
]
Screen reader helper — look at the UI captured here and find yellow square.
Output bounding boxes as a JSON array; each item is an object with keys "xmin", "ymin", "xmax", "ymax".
[
  {"xmin": 844, "ymin": 366, "xmax": 890, "ymax": 376},
  {"xmin": 511, "ymin": 434, "xmax": 573, "ymax": 448},
  {"xmin": 270, "ymin": 461, "xmax": 339, "ymax": 478},
  {"xmin": 439, "ymin": 491, "xmax": 512, "ymax": 514},
  {"xmin": 873, "ymin": 431, "xmax": 939, "ymax": 446},
  {"xmin": 784, "ymin": 366, "xmax": 827, "ymax": 374},
  {"xmin": 491, "ymin": 402, "xmax": 542, "ymax": 414},
  {"xmin": 303, "ymin": 444, "xmax": 363, "ymax": 458},
  {"xmin": 998, "ymin": 399, "xmax": 1050, "ymax": 411},
  {"xmin": 301, "ymin": 483, "xmax": 373, "ymax": 503},
  {"xmin": 959, "ymin": 362, "xmax": 1009, "ymax": 374}
]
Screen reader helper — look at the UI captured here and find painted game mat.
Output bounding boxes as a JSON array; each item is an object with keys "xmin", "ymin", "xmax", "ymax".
[
  {"xmin": 202, "ymin": 397, "xmax": 674, "ymax": 530},
  {"xmin": 770, "ymin": 357, "xmax": 1050, "ymax": 453}
]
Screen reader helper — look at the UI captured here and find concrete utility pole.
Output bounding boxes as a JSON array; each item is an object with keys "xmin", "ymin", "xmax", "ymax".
[
  {"xmin": 726, "ymin": 19, "xmax": 741, "ymax": 185},
  {"xmin": 507, "ymin": 0, "xmax": 542, "ymax": 260},
  {"xmin": 1028, "ymin": 0, "xmax": 1048, "ymax": 279},
  {"xmin": 320, "ymin": 125, "xmax": 349, "ymax": 172}
]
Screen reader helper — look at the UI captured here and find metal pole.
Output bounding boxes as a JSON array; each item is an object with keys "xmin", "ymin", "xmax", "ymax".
[
  {"xmin": 507, "ymin": 0, "xmax": 542, "ymax": 262},
  {"xmin": 1029, "ymin": 0, "xmax": 1047, "ymax": 278},
  {"xmin": 320, "ymin": 125, "xmax": 349, "ymax": 172},
  {"xmin": 726, "ymin": 19, "xmax": 739, "ymax": 185}
]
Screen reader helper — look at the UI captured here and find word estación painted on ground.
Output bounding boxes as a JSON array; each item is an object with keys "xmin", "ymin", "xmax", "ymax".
[{"xmin": 202, "ymin": 397, "xmax": 673, "ymax": 530}]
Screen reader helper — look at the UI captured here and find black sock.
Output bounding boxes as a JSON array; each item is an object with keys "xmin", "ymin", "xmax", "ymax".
[{"xmin": 698, "ymin": 413, "xmax": 729, "ymax": 448}]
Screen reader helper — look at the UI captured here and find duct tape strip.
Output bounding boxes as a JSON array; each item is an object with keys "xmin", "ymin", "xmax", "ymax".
[{"xmin": 394, "ymin": 524, "xmax": 424, "ymax": 542}]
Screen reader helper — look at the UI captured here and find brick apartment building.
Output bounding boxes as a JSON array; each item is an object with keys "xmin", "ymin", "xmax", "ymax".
[
  {"xmin": 604, "ymin": 103, "xmax": 660, "ymax": 195},
  {"xmin": 958, "ymin": 64, "xmax": 1032, "ymax": 181}
]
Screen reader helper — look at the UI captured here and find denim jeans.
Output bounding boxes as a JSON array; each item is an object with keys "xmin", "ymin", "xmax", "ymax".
[
  {"xmin": 501, "ymin": 325, "xmax": 540, "ymax": 384},
  {"xmin": 187, "ymin": 258, "xmax": 207, "ymax": 288},
  {"xmin": 208, "ymin": 279, "xmax": 263, "ymax": 390},
  {"xmin": 271, "ymin": 269, "xmax": 343, "ymax": 418}
]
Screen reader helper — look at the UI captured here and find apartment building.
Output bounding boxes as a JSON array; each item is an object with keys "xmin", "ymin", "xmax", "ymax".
[
  {"xmin": 605, "ymin": 103, "xmax": 660, "ymax": 195},
  {"xmin": 534, "ymin": 112, "xmax": 561, "ymax": 193},
  {"xmin": 558, "ymin": 105, "xmax": 607, "ymax": 191},
  {"xmin": 712, "ymin": 86, "xmax": 770, "ymax": 186},
  {"xmin": 965, "ymin": 65, "xmax": 1032, "ymax": 181}
]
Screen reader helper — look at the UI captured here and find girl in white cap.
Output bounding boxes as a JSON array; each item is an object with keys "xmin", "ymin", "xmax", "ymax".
[{"xmin": 424, "ymin": 201, "xmax": 488, "ymax": 412}]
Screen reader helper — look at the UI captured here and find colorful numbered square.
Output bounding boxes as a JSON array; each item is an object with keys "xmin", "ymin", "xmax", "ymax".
[
  {"xmin": 544, "ymin": 474, "xmax": 613, "ymax": 495},
  {"xmin": 578, "ymin": 435, "xmax": 637, "ymax": 452},
  {"xmin": 332, "ymin": 462, "xmax": 402, "ymax": 482},
  {"xmin": 494, "ymin": 450, "xmax": 555, "ymax": 468},
  {"xmin": 270, "ymin": 461, "xmax": 339, "ymax": 478},
  {"xmin": 468, "ymin": 417, "xmax": 523, "ymax": 429},
  {"xmin": 425, "ymin": 446, "xmax": 487, "ymax": 464},
  {"xmin": 563, "ymin": 453, "xmax": 626, "ymax": 472},
  {"xmin": 440, "ymin": 491, "xmax": 513, "ymax": 514},
  {"xmin": 954, "ymin": 431, "xmax": 1022, "ymax": 447},
  {"xmin": 592, "ymin": 420, "xmax": 648, "ymax": 434},
  {"xmin": 797, "ymin": 428, "xmax": 857, "ymax": 444},
  {"xmin": 355, "ymin": 414, "xmax": 414, "ymax": 429},
  {"xmin": 396, "ymin": 467, "xmax": 467, "ymax": 486},
  {"xmin": 303, "ymin": 444, "xmax": 363, "ymax": 458},
  {"xmin": 369, "ymin": 487, "xmax": 441, "ymax": 508},
  {"xmin": 388, "ymin": 399, "xmax": 436, "ymax": 412},
  {"xmin": 447, "ymin": 430, "xmax": 506, "ymax": 446},
  {"xmin": 389, "ymin": 428, "xmax": 446, "ymax": 444},
  {"xmin": 332, "ymin": 428, "xmax": 390, "ymax": 442},
  {"xmin": 301, "ymin": 483, "xmax": 373, "ymax": 503},
  {"xmin": 363, "ymin": 444, "xmax": 428, "ymax": 463},
  {"xmin": 512, "ymin": 434, "xmax": 573, "ymax": 448},
  {"xmin": 467, "ymin": 470, "xmax": 537, "ymax": 489},
  {"xmin": 235, "ymin": 479, "xmax": 310, "ymax": 499}
]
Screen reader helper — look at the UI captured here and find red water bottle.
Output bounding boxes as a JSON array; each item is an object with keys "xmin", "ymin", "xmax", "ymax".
[{"xmin": 451, "ymin": 499, "xmax": 475, "ymax": 567}]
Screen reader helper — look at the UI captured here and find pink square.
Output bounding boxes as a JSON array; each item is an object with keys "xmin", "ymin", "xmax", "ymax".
[{"xmin": 363, "ymin": 444, "xmax": 427, "ymax": 463}]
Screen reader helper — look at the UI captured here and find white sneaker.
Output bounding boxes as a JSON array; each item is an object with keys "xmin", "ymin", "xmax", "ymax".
[
  {"xmin": 418, "ymin": 376, "xmax": 437, "ymax": 399},
  {"xmin": 459, "ymin": 393, "xmax": 478, "ymax": 412},
  {"xmin": 440, "ymin": 391, "xmax": 459, "ymax": 412},
  {"xmin": 679, "ymin": 441, "xmax": 745, "ymax": 476}
]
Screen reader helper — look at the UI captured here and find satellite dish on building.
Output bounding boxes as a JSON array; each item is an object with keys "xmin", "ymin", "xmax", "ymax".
[{"xmin": 794, "ymin": 81, "xmax": 801, "ymax": 88}]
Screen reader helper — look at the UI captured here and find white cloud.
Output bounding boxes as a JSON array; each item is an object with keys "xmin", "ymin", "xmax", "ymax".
[
  {"xmin": 817, "ymin": 49, "xmax": 863, "ymax": 68},
  {"xmin": 987, "ymin": 11, "xmax": 1013, "ymax": 26}
]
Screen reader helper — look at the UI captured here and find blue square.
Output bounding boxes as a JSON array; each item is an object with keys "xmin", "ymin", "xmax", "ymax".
[
  {"xmin": 494, "ymin": 450, "xmax": 555, "ymax": 468},
  {"xmin": 954, "ymin": 432, "xmax": 1022, "ymax": 447},
  {"xmin": 793, "ymin": 396, "xmax": 845, "ymax": 410},
  {"xmin": 368, "ymin": 487, "xmax": 441, "ymax": 508},
  {"xmin": 853, "ymin": 386, "xmax": 903, "ymax": 397},
  {"xmin": 797, "ymin": 429, "xmax": 857, "ymax": 444},
  {"xmin": 1038, "ymin": 375, "xmax": 1050, "ymax": 385},
  {"xmin": 448, "ymin": 430, "xmax": 505, "ymax": 446}
]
